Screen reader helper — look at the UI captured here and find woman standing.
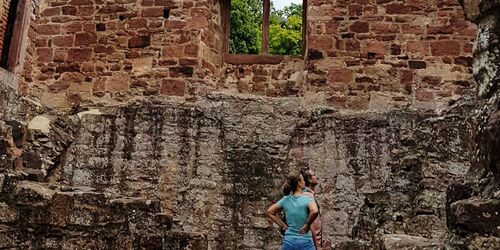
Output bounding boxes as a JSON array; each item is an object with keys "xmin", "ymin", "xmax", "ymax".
[{"xmin": 267, "ymin": 172, "xmax": 319, "ymax": 250}]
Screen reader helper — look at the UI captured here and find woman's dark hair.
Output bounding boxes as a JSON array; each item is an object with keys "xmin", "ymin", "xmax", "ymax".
[
  {"xmin": 300, "ymin": 167, "xmax": 312, "ymax": 187},
  {"xmin": 282, "ymin": 172, "xmax": 302, "ymax": 195}
]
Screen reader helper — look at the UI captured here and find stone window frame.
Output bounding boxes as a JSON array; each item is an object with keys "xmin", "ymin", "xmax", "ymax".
[
  {"xmin": 0, "ymin": 0, "xmax": 31, "ymax": 73},
  {"xmin": 221, "ymin": 0, "xmax": 307, "ymax": 65}
]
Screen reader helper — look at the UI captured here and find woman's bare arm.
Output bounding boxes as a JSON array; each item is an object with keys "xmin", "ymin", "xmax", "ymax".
[
  {"xmin": 299, "ymin": 201, "xmax": 319, "ymax": 234},
  {"xmin": 267, "ymin": 203, "xmax": 288, "ymax": 230}
]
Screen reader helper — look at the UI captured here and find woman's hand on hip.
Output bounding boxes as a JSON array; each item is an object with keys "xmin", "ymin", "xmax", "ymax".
[{"xmin": 299, "ymin": 224, "xmax": 310, "ymax": 234}]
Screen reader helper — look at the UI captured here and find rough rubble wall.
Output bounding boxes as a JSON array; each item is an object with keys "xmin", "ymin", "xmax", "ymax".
[
  {"xmin": 0, "ymin": 81, "xmax": 209, "ymax": 249},
  {"xmin": 26, "ymin": 0, "xmax": 476, "ymax": 111},
  {"xmin": 38, "ymin": 95, "xmax": 472, "ymax": 249},
  {"xmin": 446, "ymin": 0, "xmax": 500, "ymax": 248}
]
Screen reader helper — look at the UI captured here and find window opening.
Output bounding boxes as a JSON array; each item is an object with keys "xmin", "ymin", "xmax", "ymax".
[
  {"xmin": 0, "ymin": 0, "xmax": 29, "ymax": 72},
  {"xmin": 223, "ymin": 0, "xmax": 306, "ymax": 63},
  {"xmin": 269, "ymin": 1, "xmax": 303, "ymax": 56}
]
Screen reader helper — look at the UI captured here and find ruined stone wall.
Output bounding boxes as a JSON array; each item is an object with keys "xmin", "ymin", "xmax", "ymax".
[
  {"xmin": 305, "ymin": 0, "xmax": 475, "ymax": 111},
  {"xmin": 446, "ymin": 0, "xmax": 500, "ymax": 248},
  {"xmin": 30, "ymin": 0, "xmax": 220, "ymax": 109},
  {"xmin": 26, "ymin": 0, "xmax": 476, "ymax": 111},
  {"xmin": 221, "ymin": 0, "xmax": 477, "ymax": 111},
  {"xmin": 27, "ymin": 95, "xmax": 469, "ymax": 249}
]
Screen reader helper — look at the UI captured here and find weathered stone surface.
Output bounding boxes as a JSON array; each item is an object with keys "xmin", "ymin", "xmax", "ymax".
[
  {"xmin": 449, "ymin": 198, "xmax": 500, "ymax": 234},
  {"xmin": 50, "ymin": 94, "xmax": 472, "ymax": 249},
  {"xmin": 381, "ymin": 234, "xmax": 440, "ymax": 250},
  {"xmin": 445, "ymin": 1, "xmax": 500, "ymax": 249}
]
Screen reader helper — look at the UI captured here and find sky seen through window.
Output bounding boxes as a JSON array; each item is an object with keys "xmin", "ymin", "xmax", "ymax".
[{"xmin": 271, "ymin": 0, "xmax": 302, "ymax": 10}]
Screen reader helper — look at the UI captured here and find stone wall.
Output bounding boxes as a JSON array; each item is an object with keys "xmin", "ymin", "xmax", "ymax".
[
  {"xmin": 446, "ymin": 0, "xmax": 500, "ymax": 248},
  {"xmin": 0, "ymin": 80, "xmax": 209, "ymax": 249},
  {"xmin": 31, "ymin": 95, "xmax": 470, "ymax": 249},
  {"xmin": 0, "ymin": 0, "xmax": 487, "ymax": 249},
  {"xmin": 31, "ymin": 0, "xmax": 220, "ymax": 109},
  {"xmin": 26, "ymin": 0, "xmax": 476, "ymax": 111},
  {"xmin": 304, "ymin": 0, "xmax": 475, "ymax": 110}
]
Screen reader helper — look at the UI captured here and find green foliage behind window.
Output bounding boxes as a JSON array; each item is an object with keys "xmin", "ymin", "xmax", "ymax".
[
  {"xmin": 229, "ymin": 0, "xmax": 262, "ymax": 54},
  {"xmin": 229, "ymin": 1, "xmax": 302, "ymax": 56},
  {"xmin": 269, "ymin": 4, "xmax": 303, "ymax": 56}
]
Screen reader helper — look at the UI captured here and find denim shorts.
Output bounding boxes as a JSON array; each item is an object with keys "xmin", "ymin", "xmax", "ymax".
[{"xmin": 281, "ymin": 237, "xmax": 315, "ymax": 250}]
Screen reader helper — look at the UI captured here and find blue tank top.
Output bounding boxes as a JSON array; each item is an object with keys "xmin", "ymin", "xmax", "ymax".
[{"xmin": 277, "ymin": 194, "xmax": 314, "ymax": 239}]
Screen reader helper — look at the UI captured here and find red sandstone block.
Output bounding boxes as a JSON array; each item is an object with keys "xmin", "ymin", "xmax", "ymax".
[
  {"xmin": 462, "ymin": 42, "xmax": 473, "ymax": 54},
  {"xmin": 428, "ymin": 25, "xmax": 454, "ymax": 35},
  {"xmin": 187, "ymin": 16, "xmax": 209, "ymax": 28},
  {"xmin": 430, "ymin": 40, "xmax": 460, "ymax": 56},
  {"xmin": 127, "ymin": 19, "xmax": 148, "ymax": 29},
  {"xmin": 422, "ymin": 76, "xmax": 442, "ymax": 85},
  {"xmin": 400, "ymin": 69, "xmax": 414, "ymax": 83},
  {"xmin": 83, "ymin": 23, "xmax": 96, "ymax": 32},
  {"xmin": 179, "ymin": 58, "xmax": 198, "ymax": 67},
  {"xmin": 371, "ymin": 22, "xmax": 400, "ymax": 34},
  {"xmin": 349, "ymin": 21, "xmax": 369, "ymax": 33},
  {"xmin": 142, "ymin": 0, "xmax": 154, "ymax": 6},
  {"xmin": 345, "ymin": 39, "xmax": 361, "ymax": 51},
  {"xmin": 35, "ymin": 38, "xmax": 48, "ymax": 47},
  {"xmin": 37, "ymin": 24, "xmax": 61, "ymax": 35},
  {"xmin": 161, "ymin": 79, "xmax": 185, "ymax": 96},
  {"xmin": 162, "ymin": 46, "xmax": 184, "ymax": 58},
  {"xmin": 54, "ymin": 49, "xmax": 68, "ymax": 62},
  {"xmin": 364, "ymin": 41, "xmax": 388, "ymax": 55},
  {"xmin": 406, "ymin": 41, "xmax": 429, "ymax": 55},
  {"xmin": 75, "ymin": 32, "xmax": 97, "ymax": 46},
  {"xmin": 183, "ymin": 0, "xmax": 195, "ymax": 8},
  {"xmin": 68, "ymin": 0, "xmax": 93, "ymax": 5},
  {"xmin": 141, "ymin": 7, "xmax": 163, "ymax": 17},
  {"xmin": 437, "ymin": 0, "xmax": 460, "ymax": 7},
  {"xmin": 41, "ymin": 7, "xmax": 61, "ymax": 17},
  {"xmin": 415, "ymin": 88, "xmax": 434, "ymax": 101},
  {"xmin": 128, "ymin": 36, "xmax": 151, "ymax": 48},
  {"xmin": 97, "ymin": 5, "xmax": 127, "ymax": 14},
  {"xmin": 68, "ymin": 48, "xmax": 92, "ymax": 62},
  {"xmin": 457, "ymin": 27, "xmax": 476, "ymax": 36},
  {"xmin": 62, "ymin": 23, "xmax": 82, "ymax": 33},
  {"xmin": 348, "ymin": 4, "xmax": 363, "ymax": 16},
  {"xmin": 184, "ymin": 44, "xmax": 198, "ymax": 57},
  {"xmin": 62, "ymin": 6, "xmax": 77, "ymax": 15},
  {"xmin": 402, "ymin": 24, "xmax": 424, "ymax": 35},
  {"xmin": 386, "ymin": 3, "xmax": 422, "ymax": 14},
  {"xmin": 78, "ymin": 6, "xmax": 95, "ymax": 16},
  {"xmin": 53, "ymin": 35, "xmax": 74, "ymax": 47},
  {"xmin": 164, "ymin": 20, "xmax": 186, "ymax": 29},
  {"xmin": 328, "ymin": 68, "xmax": 353, "ymax": 83},
  {"xmin": 308, "ymin": 35, "xmax": 333, "ymax": 50},
  {"xmin": 36, "ymin": 48, "xmax": 53, "ymax": 62},
  {"xmin": 154, "ymin": 0, "xmax": 177, "ymax": 7},
  {"xmin": 105, "ymin": 75, "xmax": 129, "ymax": 92},
  {"xmin": 94, "ymin": 45, "xmax": 115, "ymax": 54},
  {"xmin": 325, "ymin": 21, "xmax": 339, "ymax": 34}
]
